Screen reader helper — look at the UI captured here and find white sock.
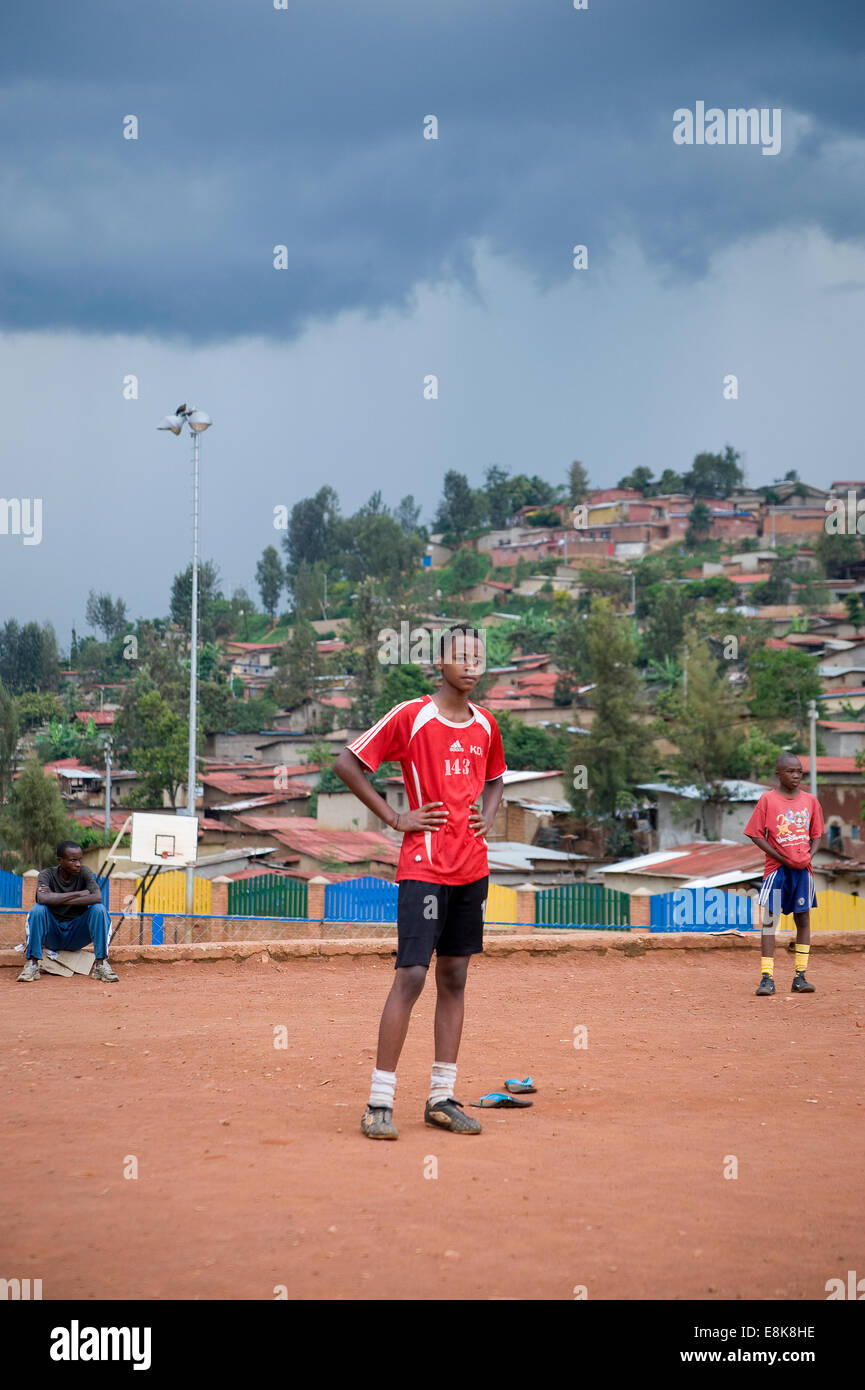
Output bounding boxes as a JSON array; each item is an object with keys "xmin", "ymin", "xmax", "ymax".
[
  {"xmin": 429, "ymin": 1061, "xmax": 457, "ymax": 1106},
  {"xmin": 369, "ymin": 1068, "xmax": 396, "ymax": 1109}
]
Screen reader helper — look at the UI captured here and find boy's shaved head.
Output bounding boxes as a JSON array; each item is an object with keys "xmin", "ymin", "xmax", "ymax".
[{"xmin": 776, "ymin": 753, "xmax": 802, "ymax": 771}]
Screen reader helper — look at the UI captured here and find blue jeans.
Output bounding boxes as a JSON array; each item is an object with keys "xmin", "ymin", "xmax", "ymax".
[{"xmin": 25, "ymin": 903, "xmax": 112, "ymax": 960}]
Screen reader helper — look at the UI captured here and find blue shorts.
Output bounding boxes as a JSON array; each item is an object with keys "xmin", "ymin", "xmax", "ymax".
[{"xmin": 758, "ymin": 865, "xmax": 817, "ymax": 920}]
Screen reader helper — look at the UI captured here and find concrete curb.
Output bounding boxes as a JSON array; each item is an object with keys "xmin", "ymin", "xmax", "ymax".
[{"xmin": 2, "ymin": 930, "xmax": 863, "ymax": 968}]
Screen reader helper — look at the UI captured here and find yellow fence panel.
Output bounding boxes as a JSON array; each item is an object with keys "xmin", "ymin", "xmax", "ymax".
[
  {"xmin": 809, "ymin": 889, "xmax": 865, "ymax": 933},
  {"xmin": 484, "ymin": 883, "xmax": 518, "ymax": 928},
  {"xmin": 134, "ymin": 871, "xmax": 212, "ymax": 914}
]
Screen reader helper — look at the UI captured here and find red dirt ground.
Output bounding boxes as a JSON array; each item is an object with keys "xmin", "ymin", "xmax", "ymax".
[{"xmin": 1, "ymin": 951, "xmax": 863, "ymax": 1301}]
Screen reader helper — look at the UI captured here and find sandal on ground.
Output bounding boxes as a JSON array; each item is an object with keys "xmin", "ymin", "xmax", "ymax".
[{"xmin": 470, "ymin": 1092, "xmax": 533, "ymax": 1109}]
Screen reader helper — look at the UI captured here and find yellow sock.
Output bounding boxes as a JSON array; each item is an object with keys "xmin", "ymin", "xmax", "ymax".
[
  {"xmin": 761, "ymin": 957, "xmax": 774, "ymax": 978},
  {"xmin": 795, "ymin": 944, "xmax": 811, "ymax": 974}
]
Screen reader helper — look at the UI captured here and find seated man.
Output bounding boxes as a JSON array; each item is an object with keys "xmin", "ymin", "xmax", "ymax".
[{"xmin": 18, "ymin": 841, "xmax": 118, "ymax": 983}]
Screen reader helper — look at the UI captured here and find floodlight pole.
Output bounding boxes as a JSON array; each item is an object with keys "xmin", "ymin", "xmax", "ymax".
[
  {"xmin": 185, "ymin": 427, "xmax": 201, "ymax": 916},
  {"xmin": 158, "ymin": 403, "xmax": 211, "ymax": 918}
]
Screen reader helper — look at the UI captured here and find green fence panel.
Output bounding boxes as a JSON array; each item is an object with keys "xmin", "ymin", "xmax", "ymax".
[
  {"xmin": 227, "ymin": 875, "xmax": 308, "ymax": 918},
  {"xmin": 535, "ymin": 882, "xmax": 630, "ymax": 929}
]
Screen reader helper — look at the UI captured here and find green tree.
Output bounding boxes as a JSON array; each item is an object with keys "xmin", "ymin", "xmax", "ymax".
[
  {"xmin": 0, "ymin": 620, "xmax": 60, "ymax": 693},
  {"xmin": 665, "ymin": 634, "xmax": 747, "ymax": 799},
  {"xmin": 127, "ymin": 691, "xmax": 192, "ymax": 807},
  {"xmin": 845, "ymin": 593, "xmax": 865, "ymax": 627},
  {"xmin": 495, "ymin": 713, "xmax": 566, "ymax": 771},
  {"xmin": 655, "ymin": 468, "xmax": 685, "ymax": 494},
  {"xmin": 618, "ymin": 466, "xmax": 654, "ymax": 494},
  {"xmin": 685, "ymin": 500, "xmax": 712, "ymax": 546},
  {"xmin": 348, "ymin": 579, "xmax": 384, "ymax": 728},
  {"xmin": 551, "ymin": 603, "xmax": 592, "ymax": 702},
  {"xmin": 728, "ymin": 728, "xmax": 790, "ymax": 781},
  {"xmin": 751, "ymin": 560, "xmax": 793, "ymax": 607},
  {"xmin": 434, "ymin": 471, "xmax": 484, "ymax": 540},
  {"xmin": 574, "ymin": 597, "xmax": 653, "ymax": 828},
  {"xmin": 282, "ymin": 485, "xmax": 343, "ymax": 582},
  {"xmin": 682, "ymin": 446, "xmax": 744, "ymax": 499},
  {"xmin": 35, "ymin": 717, "xmax": 101, "ymax": 767},
  {"xmin": 747, "ymin": 648, "xmax": 822, "ymax": 735},
  {"xmin": 170, "ymin": 559, "xmax": 223, "ymax": 643},
  {"xmin": 372, "ymin": 664, "xmax": 433, "ymax": 721},
  {"xmin": 15, "ymin": 692, "xmax": 65, "ymax": 732},
  {"xmin": 814, "ymin": 530, "xmax": 863, "ymax": 578},
  {"xmin": 85, "ymin": 590, "xmax": 128, "ymax": 641},
  {"xmin": 256, "ymin": 546, "xmax": 284, "ymax": 621},
  {"xmin": 0, "ymin": 679, "xmax": 20, "ymax": 803},
  {"xmin": 394, "ymin": 495, "xmax": 422, "ymax": 536},
  {"xmin": 441, "ymin": 547, "xmax": 489, "ymax": 595},
  {"xmin": 0, "ymin": 759, "xmax": 71, "ymax": 869},
  {"xmin": 273, "ymin": 615, "xmax": 320, "ymax": 711},
  {"xmin": 568, "ymin": 459, "xmax": 590, "ymax": 505},
  {"xmin": 644, "ymin": 583, "xmax": 688, "ymax": 664},
  {"xmin": 342, "ymin": 492, "xmax": 424, "ymax": 583},
  {"xmin": 484, "ymin": 465, "xmax": 513, "ymax": 528}
]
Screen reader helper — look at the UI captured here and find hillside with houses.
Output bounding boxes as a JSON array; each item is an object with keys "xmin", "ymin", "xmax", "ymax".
[{"xmin": 3, "ymin": 458, "xmax": 865, "ymax": 905}]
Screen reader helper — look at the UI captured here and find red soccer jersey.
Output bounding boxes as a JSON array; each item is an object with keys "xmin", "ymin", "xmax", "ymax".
[
  {"xmin": 347, "ymin": 695, "xmax": 507, "ymax": 885},
  {"xmin": 744, "ymin": 789, "xmax": 825, "ymax": 879}
]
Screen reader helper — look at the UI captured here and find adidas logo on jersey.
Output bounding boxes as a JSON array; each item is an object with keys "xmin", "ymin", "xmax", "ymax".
[{"xmin": 449, "ymin": 739, "xmax": 464, "ymax": 752}]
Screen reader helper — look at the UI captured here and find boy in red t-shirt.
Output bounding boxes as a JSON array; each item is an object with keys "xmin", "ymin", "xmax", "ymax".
[
  {"xmin": 333, "ymin": 625, "xmax": 506, "ymax": 1139},
  {"xmin": 744, "ymin": 754, "xmax": 825, "ymax": 996}
]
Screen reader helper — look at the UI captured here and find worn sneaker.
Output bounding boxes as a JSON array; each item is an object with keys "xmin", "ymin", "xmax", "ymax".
[
  {"xmin": 17, "ymin": 958, "xmax": 41, "ymax": 982},
  {"xmin": 791, "ymin": 973, "xmax": 815, "ymax": 993},
  {"xmin": 93, "ymin": 960, "xmax": 119, "ymax": 983},
  {"xmin": 424, "ymin": 1098, "xmax": 482, "ymax": 1134},
  {"xmin": 755, "ymin": 974, "xmax": 775, "ymax": 996},
  {"xmin": 361, "ymin": 1105, "xmax": 399, "ymax": 1139}
]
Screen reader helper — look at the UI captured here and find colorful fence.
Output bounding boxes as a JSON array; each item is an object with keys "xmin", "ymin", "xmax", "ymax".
[
  {"xmin": 535, "ymin": 882, "xmax": 631, "ymax": 929},
  {"xmin": 133, "ymin": 870, "xmax": 212, "ymax": 914},
  {"xmin": 227, "ymin": 874, "xmax": 308, "ymax": 919},
  {"xmin": 484, "ymin": 883, "xmax": 518, "ymax": 927},
  {"xmin": 650, "ymin": 888, "xmax": 754, "ymax": 932},
  {"xmin": 0, "ymin": 871, "xmax": 22, "ymax": 909},
  {"xmin": 809, "ymin": 890, "xmax": 865, "ymax": 933},
  {"xmin": 325, "ymin": 875, "xmax": 398, "ymax": 923}
]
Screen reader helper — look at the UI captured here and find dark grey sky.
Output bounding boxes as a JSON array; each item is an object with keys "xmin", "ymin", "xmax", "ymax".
[{"xmin": 1, "ymin": 0, "xmax": 863, "ymax": 642}]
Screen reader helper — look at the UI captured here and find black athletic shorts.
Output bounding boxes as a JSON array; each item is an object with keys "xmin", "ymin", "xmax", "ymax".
[{"xmin": 395, "ymin": 876, "xmax": 489, "ymax": 969}]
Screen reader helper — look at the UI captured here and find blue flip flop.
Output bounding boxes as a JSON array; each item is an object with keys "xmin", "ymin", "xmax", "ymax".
[
  {"xmin": 470, "ymin": 1092, "xmax": 533, "ymax": 1108},
  {"xmin": 504, "ymin": 1077, "xmax": 537, "ymax": 1094}
]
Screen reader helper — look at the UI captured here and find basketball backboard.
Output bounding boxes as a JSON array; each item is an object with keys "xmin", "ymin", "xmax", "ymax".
[{"xmin": 130, "ymin": 813, "xmax": 198, "ymax": 867}]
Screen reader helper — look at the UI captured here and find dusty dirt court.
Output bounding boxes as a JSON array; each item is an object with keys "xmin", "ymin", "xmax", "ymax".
[{"xmin": 1, "ymin": 949, "xmax": 862, "ymax": 1301}]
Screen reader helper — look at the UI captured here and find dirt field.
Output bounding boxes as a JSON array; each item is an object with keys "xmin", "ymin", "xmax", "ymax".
[{"xmin": 1, "ymin": 949, "xmax": 863, "ymax": 1301}]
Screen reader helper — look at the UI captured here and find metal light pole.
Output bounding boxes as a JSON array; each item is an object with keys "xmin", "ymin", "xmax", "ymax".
[
  {"xmin": 158, "ymin": 405, "xmax": 212, "ymax": 913},
  {"xmin": 104, "ymin": 736, "xmax": 112, "ymax": 834},
  {"xmin": 807, "ymin": 699, "xmax": 818, "ymax": 797}
]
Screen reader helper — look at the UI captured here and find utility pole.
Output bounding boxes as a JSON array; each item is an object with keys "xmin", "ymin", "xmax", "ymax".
[
  {"xmin": 104, "ymin": 737, "xmax": 112, "ymax": 835},
  {"xmin": 807, "ymin": 699, "xmax": 818, "ymax": 797}
]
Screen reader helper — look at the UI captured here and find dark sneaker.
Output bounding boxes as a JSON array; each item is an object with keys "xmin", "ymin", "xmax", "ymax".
[
  {"xmin": 361, "ymin": 1105, "xmax": 399, "ymax": 1139},
  {"xmin": 17, "ymin": 958, "xmax": 41, "ymax": 982},
  {"xmin": 755, "ymin": 974, "xmax": 775, "ymax": 996},
  {"xmin": 791, "ymin": 973, "xmax": 815, "ymax": 993},
  {"xmin": 424, "ymin": 1098, "xmax": 482, "ymax": 1134},
  {"xmin": 93, "ymin": 961, "xmax": 119, "ymax": 983}
]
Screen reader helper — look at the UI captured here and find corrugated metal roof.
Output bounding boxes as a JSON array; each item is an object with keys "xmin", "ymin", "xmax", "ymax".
[
  {"xmin": 233, "ymin": 816, "xmax": 399, "ymax": 865},
  {"xmin": 598, "ymin": 841, "xmax": 763, "ymax": 879}
]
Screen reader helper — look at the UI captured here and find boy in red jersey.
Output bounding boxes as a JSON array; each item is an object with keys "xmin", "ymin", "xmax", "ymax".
[
  {"xmin": 744, "ymin": 754, "xmax": 824, "ymax": 997},
  {"xmin": 333, "ymin": 625, "xmax": 506, "ymax": 1139}
]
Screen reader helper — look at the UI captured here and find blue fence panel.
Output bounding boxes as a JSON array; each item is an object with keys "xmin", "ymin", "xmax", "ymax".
[
  {"xmin": 97, "ymin": 876, "xmax": 110, "ymax": 909},
  {"xmin": 650, "ymin": 887, "xmax": 754, "ymax": 932},
  {"xmin": 324, "ymin": 875, "xmax": 399, "ymax": 923},
  {"xmin": 0, "ymin": 871, "xmax": 23, "ymax": 909}
]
